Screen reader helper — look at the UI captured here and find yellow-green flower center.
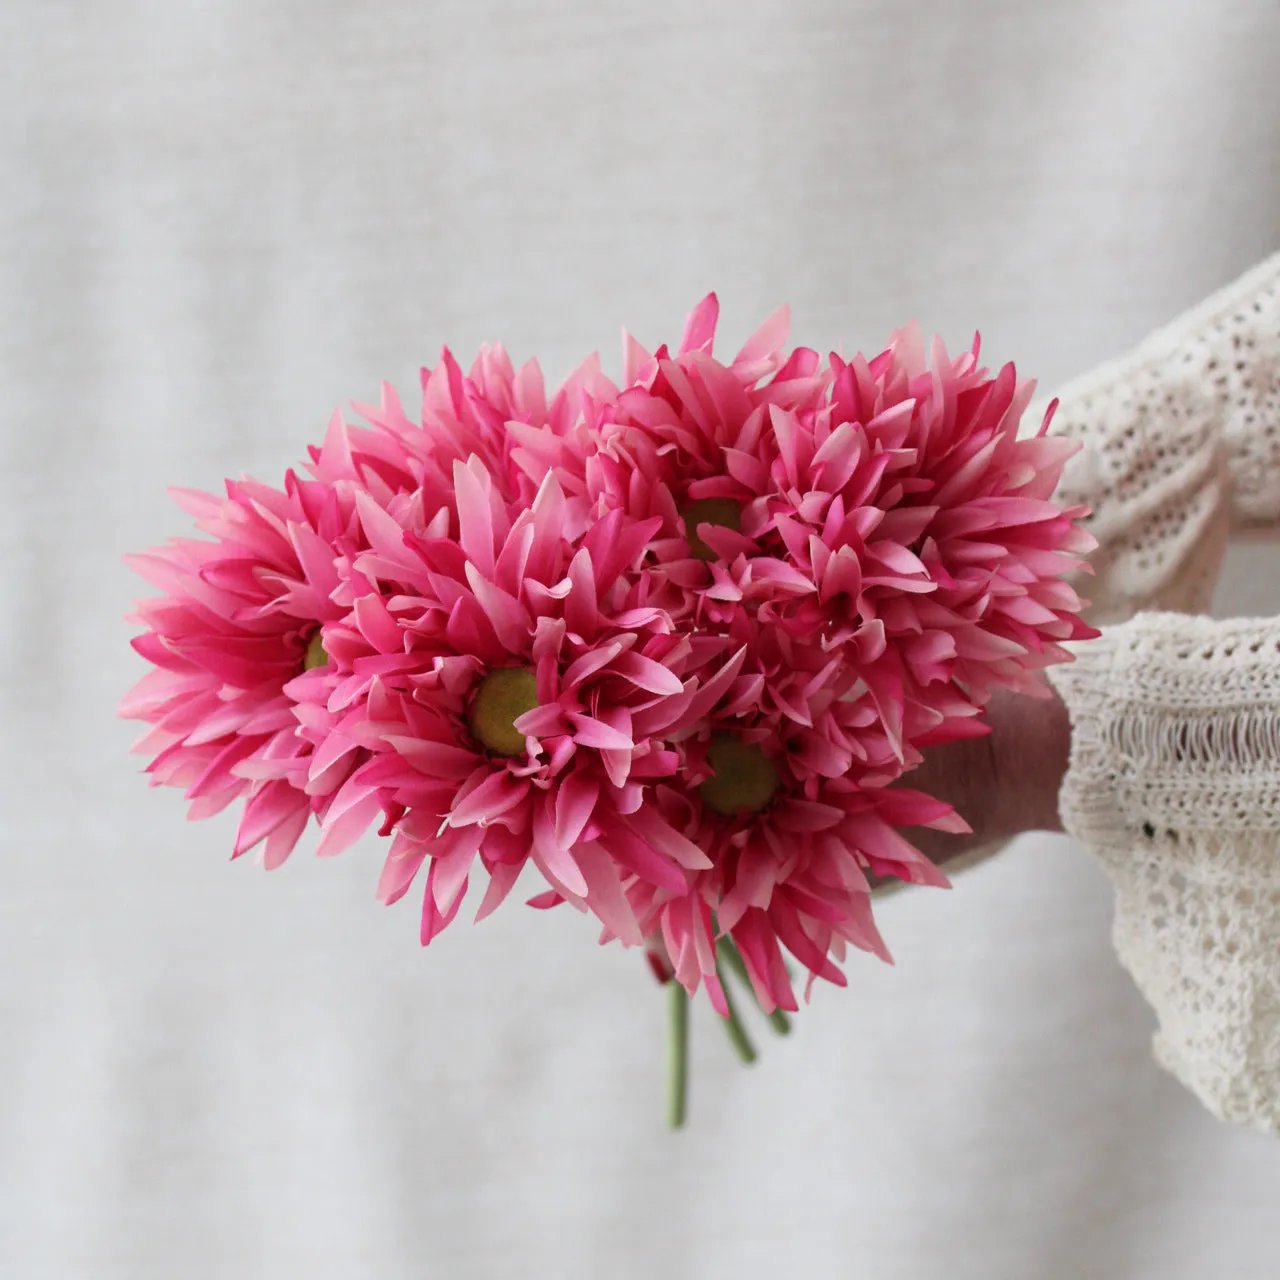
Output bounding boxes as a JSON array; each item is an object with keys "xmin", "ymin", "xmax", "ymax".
[
  {"xmin": 699, "ymin": 734, "xmax": 780, "ymax": 816},
  {"xmin": 303, "ymin": 631, "xmax": 329, "ymax": 670},
  {"xmin": 681, "ymin": 497, "xmax": 742, "ymax": 561},
  {"xmin": 469, "ymin": 668, "xmax": 539, "ymax": 757}
]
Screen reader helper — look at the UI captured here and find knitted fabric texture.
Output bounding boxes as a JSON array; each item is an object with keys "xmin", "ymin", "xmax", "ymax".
[
  {"xmin": 1030, "ymin": 252, "xmax": 1280, "ymax": 627},
  {"xmin": 1049, "ymin": 615, "xmax": 1280, "ymax": 1132},
  {"xmin": 1041, "ymin": 250, "xmax": 1280, "ymax": 1134}
]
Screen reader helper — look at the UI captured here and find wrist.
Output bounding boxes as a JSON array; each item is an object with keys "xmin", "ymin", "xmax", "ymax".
[{"xmin": 990, "ymin": 680, "xmax": 1071, "ymax": 838}]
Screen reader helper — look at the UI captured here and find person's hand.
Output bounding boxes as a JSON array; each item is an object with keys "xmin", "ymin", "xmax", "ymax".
[{"xmin": 890, "ymin": 675, "xmax": 1072, "ymax": 872}]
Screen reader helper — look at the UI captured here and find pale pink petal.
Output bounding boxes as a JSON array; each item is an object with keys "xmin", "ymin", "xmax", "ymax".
[
  {"xmin": 474, "ymin": 859, "xmax": 524, "ymax": 922},
  {"xmin": 628, "ymin": 806, "xmax": 713, "ymax": 871},
  {"xmin": 448, "ymin": 771, "xmax": 530, "ymax": 828},
  {"xmin": 566, "ymin": 714, "xmax": 633, "ymax": 751},
  {"xmin": 554, "ymin": 772, "xmax": 599, "ymax": 850},
  {"xmin": 452, "ymin": 457, "xmax": 497, "ymax": 579},
  {"xmin": 315, "ymin": 791, "xmax": 385, "ymax": 858},
  {"xmin": 677, "ymin": 292, "xmax": 719, "ymax": 356},
  {"xmin": 378, "ymin": 846, "xmax": 429, "ymax": 904},
  {"xmin": 575, "ymin": 842, "xmax": 643, "ymax": 947}
]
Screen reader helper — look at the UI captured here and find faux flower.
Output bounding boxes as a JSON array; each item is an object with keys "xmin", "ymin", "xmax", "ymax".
[
  {"xmin": 307, "ymin": 461, "xmax": 722, "ymax": 948},
  {"xmin": 122, "ymin": 296, "xmax": 1100, "ymax": 1129},
  {"xmin": 119, "ymin": 473, "xmax": 361, "ymax": 867},
  {"xmin": 120, "ymin": 340, "xmax": 619, "ymax": 873},
  {"xmin": 624, "ymin": 632, "xmax": 972, "ymax": 1021}
]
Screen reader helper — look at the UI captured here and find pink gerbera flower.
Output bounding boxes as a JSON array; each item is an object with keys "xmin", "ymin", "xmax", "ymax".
[
  {"xmin": 561, "ymin": 300, "xmax": 1101, "ymax": 1015},
  {"xmin": 309, "ymin": 461, "xmax": 733, "ymax": 947},
  {"xmin": 579, "ymin": 295, "xmax": 830, "ymax": 630},
  {"xmin": 624, "ymin": 671, "xmax": 971, "ymax": 1016},
  {"xmin": 583, "ymin": 299, "xmax": 1098, "ymax": 758},
  {"xmin": 121, "ymin": 337, "xmax": 623, "ymax": 874},
  {"xmin": 797, "ymin": 323, "xmax": 1099, "ymax": 731},
  {"xmin": 119, "ymin": 472, "xmax": 362, "ymax": 867},
  {"xmin": 323, "ymin": 340, "xmax": 620, "ymax": 514}
]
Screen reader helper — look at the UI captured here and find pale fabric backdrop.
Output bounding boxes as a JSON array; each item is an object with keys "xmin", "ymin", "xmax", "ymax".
[{"xmin": 2, "ymin": 3, "xmax": 1278, "ymax": 1277}]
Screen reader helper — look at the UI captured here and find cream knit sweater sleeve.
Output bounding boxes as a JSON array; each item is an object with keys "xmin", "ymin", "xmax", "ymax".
[{"xmin": 1038, "ymin": 251, "xmax": 1280, "ymax": 1133}]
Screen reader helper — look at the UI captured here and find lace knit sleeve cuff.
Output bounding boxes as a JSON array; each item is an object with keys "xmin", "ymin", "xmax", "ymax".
[
  {"xmin": 1023, "ymin": 251, "xmax": 1280, "ymax": 627},
  {"xmin": 1045, "ymin": 612, "xmax": 1280, "ymax": 1134}
]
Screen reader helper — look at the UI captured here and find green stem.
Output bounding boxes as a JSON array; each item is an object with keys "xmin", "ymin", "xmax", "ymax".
[
  {"xmin": 764, "ymin": 1004, "xmax": 793, "ymax": 1036},
  {"xmin": 717, "ymin": 968, "xmax": 758, "ymax": 1064},
  {"xmin": 715, "ymin": 935, "xmax": 747, "ymax": 981},
  {"xmin": 667, "ymin": 980, "xmax": 689, "ymax": 1130},
  {"xmin": 716, "ymin": 937, "xmax": 792, "ymax": 1037},
  {"xmin": 764, "ymin": 993, "xmax": 793, "ymax": 1035}
]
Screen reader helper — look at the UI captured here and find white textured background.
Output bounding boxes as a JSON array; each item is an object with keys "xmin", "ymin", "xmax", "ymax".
[{"xmin": 2, "ymin": 3, "xmax": 1278, "ymax": 1277}]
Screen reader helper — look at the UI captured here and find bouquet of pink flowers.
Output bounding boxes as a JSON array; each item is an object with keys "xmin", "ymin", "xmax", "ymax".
[{"xmin": 121, "ymin": 297, "xmax": 1097, "ymax": 1125}]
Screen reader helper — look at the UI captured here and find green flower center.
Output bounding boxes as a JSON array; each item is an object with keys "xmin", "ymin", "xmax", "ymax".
[
  {"xmin": 469, "ymin": 668, "xmax": 539, "ymax": 757},
  {"xmin": 681, "ymin": 497, "xmax": 742, "ymax": 561},
  {"xmin": 698, "ymin": 734, "xmax": 780, "ymax": 816},
  {"xmin": 303, "ymin": 631, "xmax": 330, "ymax": 671}
]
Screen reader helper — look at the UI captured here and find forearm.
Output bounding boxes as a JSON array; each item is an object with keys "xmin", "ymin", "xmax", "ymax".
[
  {"xmin": 988, "ymin": 679, "xmax": 1071, "ymax": 840},
  {"xmin": 892, "ymin": 676, "xmax": 1070, "ymax": 870}
]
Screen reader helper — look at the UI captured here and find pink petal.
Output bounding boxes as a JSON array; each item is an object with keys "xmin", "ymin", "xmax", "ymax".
[
  {"xmin": 555, "ymin": 772, "xmax": 599, "ymax": 849},
  {"xmin": 463, "ymin": 563, "xmax": 530, "ymax": 655},
  {"xmin": 378, "ymin": 845, "xmax": 429, "ymax": 904},
  {"xmin": 384, "ymin": 737, "xmax": 479, "ymax": 780},
  {"xmin": 575, "ymin": 842, "xmax": 643, "ymax": 946},
  {"xmin": 532, "ymin": 795, "xmax": 589, "ymax": 897},
  {"xmin": 567, "ymin": 714, "xmax": 633, "ymax": 751},
  {"xmin": 622, "ymin": 329, "xmax": 655, "ymax": 387},
  {"xmin": 562, "ymin": 639, "xmax": 627, "ymax": 691},
  {"xmin": 526, "ymin": 889, "xmax": 565, "ymax": 910},
  {"xmin": 354, "ymin": 592, "xmax": 403, "ymax": 655},
  {"xmin": 475, "ymin": 859, "xmax": 524, "ymax": 922},
  {"xmin": 605, "ymin": 827, "xmax": 688, "ymax": 895},
  {"xmin": 532, "ymin": 841, "xmax": 589, "ymax": 900},
  {"xmin": 453, "ymin": 458, "xmax": 497, "ymax": 579},
  {"xmin": 628, "ymin": 806, "xmax": 714, "ymax": 871},
  {"xmin": 421, "ymin": 861, "xmax": 467, "ymax": 945},
  {"xmin": 233, "ymin": 780, "xmax": 307, "ymax": 858},
  {"xmin": 674, "ymin": 645, "xmax": 748, "ymax": 727},
  {"xmin": 774, "ymin": 800, "xmax": 845, "ymax": 832},
  {"xmin": 733, "ymin": 304, "xmax": 790, "ymax": 368},
  {"xmin": 353, "ymin": 490, "xmax": 426, "ymax": 584},
  {"xmin": 677, "ymin": 293, "xmax": 720, "ymax": 356},
  {"xmin": 769, "ymin": 899, "xmax": 846, "ymax": 987},
  {"xmin": 433, "ymin": 838, "xmax": 480, "ymax": 914},
  {"xmin": 448, "ymin": 770, "xmax": 530, "ymax": 828},
  {"xmin": 841, "ymin": 892, "xmax": 894, "ymax": 962},
  {"xmin": 262, "ymin": 805, "xmax": 310, "ymax": 870},
  {"xmin": 315, "ymin": 790, "xmax": 384, "ymax": 858},
  {"xmin": 873, "ymin": 787, "xmax": 970, "ymax": 832}
]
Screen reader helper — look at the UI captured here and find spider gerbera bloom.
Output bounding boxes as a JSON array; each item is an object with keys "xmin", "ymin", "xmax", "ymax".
[
  {"xmin": 310, "ymin": 461, "xmax": 731, "ymax": 947},
  {"xmin": 319, "ymin": 339, "xmax": 622, "ymax": 519},
  {"xmin": 580, "ymin": 293, "xmax": 831, "ymax": 630},
  {"xmin": 590, "ymin": 303, "xmax": 1099, "ymax": 763},
  {"xmin": 575, "ymin": 301, "xmax": 1100, "ymax": 1019},
  {"xmin": 119, "ymin": 472, "xmax": 363, "ymax": 867},
  {"xmin": 621, "ymin": 634, "xmax": 973, "ymax": 1018},
  {"xmin": 805, "ymin": 324, "xmax": 1100, "ymax": 728}
]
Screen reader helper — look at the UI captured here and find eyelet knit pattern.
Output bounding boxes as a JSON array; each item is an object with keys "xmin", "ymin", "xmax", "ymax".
[
  {"xmin": 1047, "ymin": 616, "xmax": 1280, "ymax": 1133},
  {"xmin": 1026, "ymin": 254, "xmax": 1280, "ymax": 629}
]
